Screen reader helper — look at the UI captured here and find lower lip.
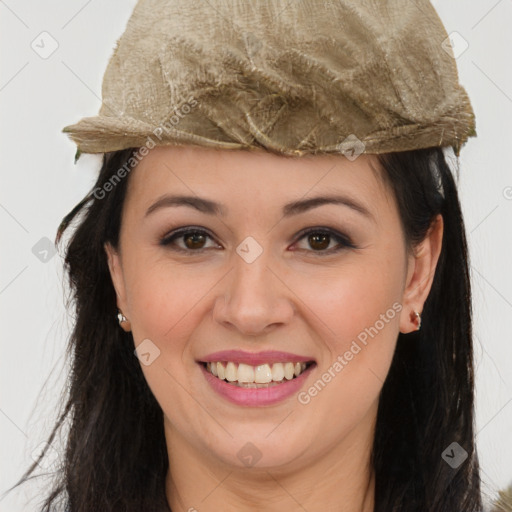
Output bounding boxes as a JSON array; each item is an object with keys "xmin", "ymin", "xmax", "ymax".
[{"xmin": 199, "ymin": 362, "xmax": 316, "ymax": 406}]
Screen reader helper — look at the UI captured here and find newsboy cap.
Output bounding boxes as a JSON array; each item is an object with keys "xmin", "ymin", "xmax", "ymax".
[{"xmin": 62, "ymin": 0, "xmax": 476, "ymax": 157}]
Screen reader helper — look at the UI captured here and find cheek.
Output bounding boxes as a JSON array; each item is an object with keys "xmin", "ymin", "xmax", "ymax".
[
  {"xmin": 122, "ymin": 259, "xmax": 216, "ymax": 428},
  {"xmin": 293, "ymin": 249, "xmax": 404, "ymax": 355},
  {"xmin": 123, "ymin": 253, "xmax": 216, "ymax": 344},
  {"xmin": 289, "ymin": 251, "xmax": 404, "ymax": 429}
]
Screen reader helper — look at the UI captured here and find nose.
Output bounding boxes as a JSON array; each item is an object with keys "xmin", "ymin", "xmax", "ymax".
[{"xmin": 213, "ymin": 249, "xmax": 295, "ymax": 336}]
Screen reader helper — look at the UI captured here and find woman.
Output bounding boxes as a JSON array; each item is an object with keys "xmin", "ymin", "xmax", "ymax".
[{"xmin": 8, "ymin": 0, "xmax": 483, "ymax": 510}]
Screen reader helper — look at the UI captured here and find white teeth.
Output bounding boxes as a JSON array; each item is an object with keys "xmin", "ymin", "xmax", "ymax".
[
  {"xmin": 271, "ymin": 362, "xmax": 285, "ymax": 382},
  {"xmin": 284, "ymin": 362, "xmax": 295, "ymax": 380},
  {"xmin": 225, "ymin": 361, "xmax": 237, "ymax": 382},
  {"xmin": 205, "ymin": 361, "xmax": 309, "ymax": 383},
  {"xmin": 254, "ymin": 364, "xmax": 273, "ymax": 383},
  {"xmin": 237, "ymin": 363, "xmax": 255, "ymax": 383},
  {"xmin": 216, "ymin": 362, "xmax": 225, "ymax": 380}
]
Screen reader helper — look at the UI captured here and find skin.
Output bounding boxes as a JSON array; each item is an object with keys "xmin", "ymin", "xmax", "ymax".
[{"xmin": 105, "ymin": 145, "xmax": 443, "ymax": 512}]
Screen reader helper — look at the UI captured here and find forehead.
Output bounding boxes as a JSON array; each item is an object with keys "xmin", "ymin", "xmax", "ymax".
[{"xmin": 126, "ymin": 145, "xmax": 391, "ymax": 212}]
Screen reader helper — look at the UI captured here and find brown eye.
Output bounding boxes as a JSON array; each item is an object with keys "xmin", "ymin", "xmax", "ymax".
[
  {"xmin": 160, "ymin": 228, "xmax": 219, "ymax": 252},
  {"xmin": 183, "ymin": 232, "xmax": 207, "ymax": 249},
  {"xmin": 307, "ymin": 232, "xmax": 331, "ymax": 251},
  {"xmin": 293, "ymin": 227, "xmax": 356, "ymax": 254}
]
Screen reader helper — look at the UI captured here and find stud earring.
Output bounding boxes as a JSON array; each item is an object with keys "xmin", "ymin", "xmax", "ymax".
[
  {"xmin": 117, "ymin": 309, "xmax": 128, "ymax": 325},
  {"xmin": 411, "ymin": 310, "xmax": 422, "ymax": 331}
]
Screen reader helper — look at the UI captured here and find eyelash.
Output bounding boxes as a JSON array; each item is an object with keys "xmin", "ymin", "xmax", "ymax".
[{"xmin": 159, "ymin": 226, "xmax": 356, "ymax": 255}]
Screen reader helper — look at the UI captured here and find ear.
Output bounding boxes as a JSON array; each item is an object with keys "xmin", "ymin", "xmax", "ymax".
[
  {"xmin": 104, "ymin": 242, "xmax": 131, "ymax": 332},
  {"xmin": 399, "ymin": 214, "xmax": 444, "ymax": 334}
]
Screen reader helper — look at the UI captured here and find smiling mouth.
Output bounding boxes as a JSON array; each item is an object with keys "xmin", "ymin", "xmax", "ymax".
[{"xmin": 200, "ymin": 360, "xmax": 316, "ymax": 388}]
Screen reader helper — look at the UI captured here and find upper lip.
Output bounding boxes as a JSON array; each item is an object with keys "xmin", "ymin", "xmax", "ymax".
[{"xmin": 198, "ymin": 350, "xmax": 316, "ymax": 366}]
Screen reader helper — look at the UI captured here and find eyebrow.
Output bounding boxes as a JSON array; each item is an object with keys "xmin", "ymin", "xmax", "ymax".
[{"xmin": 145, "ymin": 194, "xmax": 375, "ymax": 221}]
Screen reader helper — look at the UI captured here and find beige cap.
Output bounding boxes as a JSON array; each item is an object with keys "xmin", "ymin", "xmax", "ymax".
[{"xmin": 62, "ymin": 0, "xmax": 476, "ymax": 157}]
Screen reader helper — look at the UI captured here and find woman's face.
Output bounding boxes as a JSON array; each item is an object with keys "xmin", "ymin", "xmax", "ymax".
[{"xmin": 106, "ymin": 145, "xmax": 441, "ymax": 473}]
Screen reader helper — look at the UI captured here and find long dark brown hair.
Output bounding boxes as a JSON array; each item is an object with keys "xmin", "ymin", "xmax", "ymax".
[{"xmin": 4, "ymin": 145, "xmax": 483, "ymax": 511}]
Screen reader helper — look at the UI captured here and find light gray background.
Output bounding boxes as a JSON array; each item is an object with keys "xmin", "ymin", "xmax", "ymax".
[{"xmin": 1, "ymin": 1, "xmax": 511, "ymax": 510}]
